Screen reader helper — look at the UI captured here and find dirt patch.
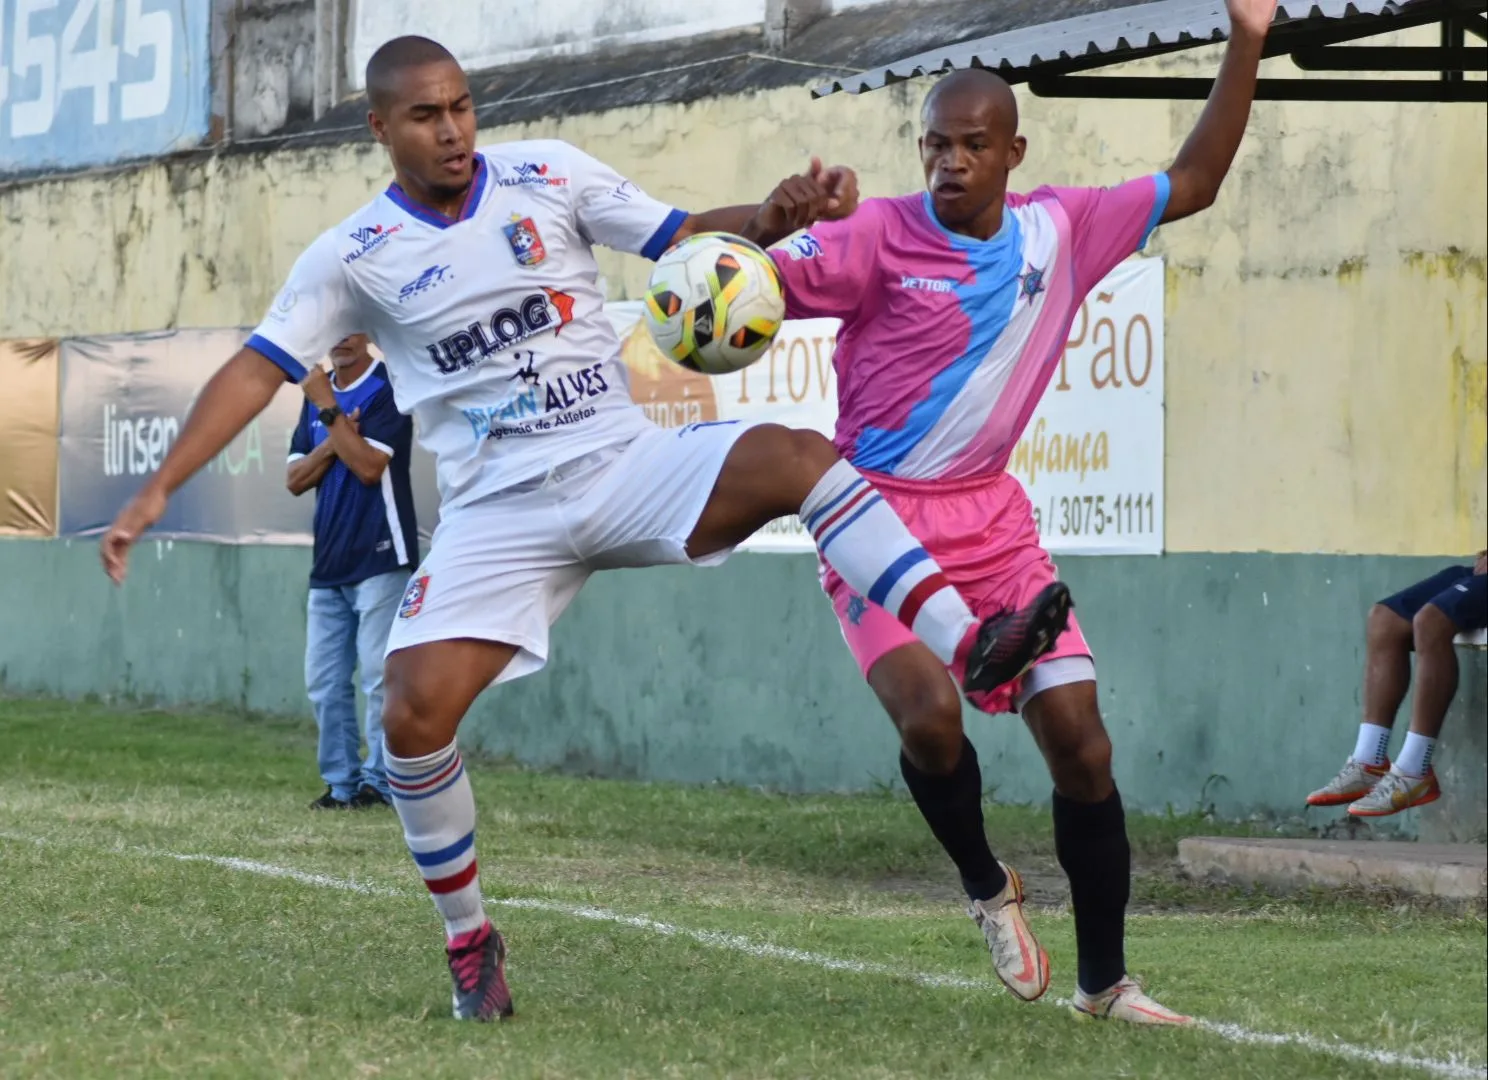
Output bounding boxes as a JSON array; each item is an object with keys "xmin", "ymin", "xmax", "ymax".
[{"xmin": 870, "ymin": 854, "xmax": 1072, "ymax": 908}]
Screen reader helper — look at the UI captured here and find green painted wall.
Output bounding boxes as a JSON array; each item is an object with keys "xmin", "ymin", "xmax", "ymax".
[{"xmin": 1, "ymin": 539, "xmax": 1481, "ymax": 838}]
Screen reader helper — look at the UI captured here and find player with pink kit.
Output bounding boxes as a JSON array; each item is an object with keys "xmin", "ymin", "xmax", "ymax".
[{"xmin": 769, "ymin": 0, "xmax": 1278, "ymax": 1024}]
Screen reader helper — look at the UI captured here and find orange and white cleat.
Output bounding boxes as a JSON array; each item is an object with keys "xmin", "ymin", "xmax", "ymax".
[
  {"xmin": 967, "ymin": 862, "xmax": 1050, "ymax": 1002},
  {"xmin": 1306, "ymin": 757, "xmax": 1390, "ymax": 807},
  {"xmin": 1072, "ymin": 976, "xmax": 1192, "ymax": 1026},
  {"xmin": 1347, "ymin": 765, "xmax": 1441, "ymax": 817}
]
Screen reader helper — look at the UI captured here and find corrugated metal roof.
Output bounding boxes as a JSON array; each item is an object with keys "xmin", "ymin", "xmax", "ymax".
[{"xmin": 811, "ymin": 0, "xmax": 1468, "ymax": 96}]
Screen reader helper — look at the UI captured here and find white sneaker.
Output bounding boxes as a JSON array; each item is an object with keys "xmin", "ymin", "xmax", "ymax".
[
  {"xmin": 1347, "ymin": 765, "xmax": 1441, "ymax": 817},
  {"xmin": 1305, "ymin": 756, "xmax": 1390, "ymax": 807},
  {"xmin": 967, "ymin": 862, "xmax": 1050, "ymax": 1002},
  {"xmin": 1072, "ymin": 975, "xmax": 1191, "ymax": 1026}
]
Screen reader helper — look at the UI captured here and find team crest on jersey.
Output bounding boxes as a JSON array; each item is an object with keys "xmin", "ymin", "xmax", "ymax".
[
  {"xmin": 1020, "ymin": 264, "xmax": 1047, "ymax": 300},
  {"xmin": 398, "ymin": 575, "xmax": 431, "ymax": 619},
  {"xmin": 503, "ymin": 214, "xmax": 547, "ymax": 267}
]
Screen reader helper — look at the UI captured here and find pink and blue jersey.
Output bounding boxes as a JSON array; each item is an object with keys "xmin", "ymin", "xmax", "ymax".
[{"xmin": 769, "ymin": 177, "xmax": 1169, "ymax": 482}]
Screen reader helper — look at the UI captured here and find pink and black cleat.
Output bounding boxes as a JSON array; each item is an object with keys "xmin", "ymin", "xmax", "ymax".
[
  {"xmin": 447, "ymin": 921, "xmax": 515, "ymax": 1021},
  {"xmin": 961, "ymin": 582, "xmax": 1074, "ymax": 696}
]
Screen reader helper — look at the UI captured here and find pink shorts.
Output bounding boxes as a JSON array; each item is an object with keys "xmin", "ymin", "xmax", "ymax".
[{"xmin": 822, "ymin": 470, "xmax": 1093, "ymax": 715}]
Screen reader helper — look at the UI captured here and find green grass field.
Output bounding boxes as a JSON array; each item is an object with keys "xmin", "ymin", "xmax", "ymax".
[{"xmin": 0, "ymin": 698, "xmax": 1483, "ymax": 1079}]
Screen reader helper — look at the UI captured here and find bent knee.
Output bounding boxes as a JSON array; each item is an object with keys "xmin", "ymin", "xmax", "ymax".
[
  {"xmin": 381, "ymin": 662, "xmax": 453, "ymax": 757},
  {"xmin": 779, "ymin": 428, "xmax": 840, "ymax": 488},
  {"xmin": 1367, "ymin": 603, "xmax": 1411, "ymax": 646},
  {"xmin": 1046, "ymin": 731, "xmax": 1113, "ymax": 799},
  {"xmin": 1412, "ymin": 603, "xmax": 1457, "ymax": 648}
]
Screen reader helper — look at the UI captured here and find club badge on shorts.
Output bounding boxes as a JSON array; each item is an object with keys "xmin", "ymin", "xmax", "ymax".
[
  {"xmin": 503, "ymin": 214, "xmax": 546, "ymax": 268},
  {"xmin": 399, "ymin": 574, "xmax": 431, "ymax": 619}
]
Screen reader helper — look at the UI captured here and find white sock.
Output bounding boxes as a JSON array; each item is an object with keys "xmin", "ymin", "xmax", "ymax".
[
  {"xmin": 1351, "ymin": 723, "xmax": 1392, "ymax": 767},
  {"xmin": 800, "ymin": 461, "xmax": 976, "ymax": 665},
  {"xmin": 386, "ymin": 740, "xmax": 487, "ymax": 940},
  {"xmin": 1395, "ymin": 732, "xmax": 1437, "ymax": 778}
]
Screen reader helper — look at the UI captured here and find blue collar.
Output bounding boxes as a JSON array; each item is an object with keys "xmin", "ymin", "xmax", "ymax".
[{"xmin": 386, "ymin": 154, "xmax": 489, "ymax": 229}]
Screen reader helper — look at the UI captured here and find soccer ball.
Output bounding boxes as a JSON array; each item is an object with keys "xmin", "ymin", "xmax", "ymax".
[{"xmin": 642, "ymin": 232, "xmax": 785, "ymax": 375}]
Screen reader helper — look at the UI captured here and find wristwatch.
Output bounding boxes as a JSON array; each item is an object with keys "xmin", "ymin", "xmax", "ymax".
[{"xmin": 318, "ymin": 404, "xmax": 343, "ymax": 427}]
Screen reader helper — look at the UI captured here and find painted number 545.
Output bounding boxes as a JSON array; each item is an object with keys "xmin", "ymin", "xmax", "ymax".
[{"xmin": 0, "ymin": 0, "xmax": 174, "ymax": 138}]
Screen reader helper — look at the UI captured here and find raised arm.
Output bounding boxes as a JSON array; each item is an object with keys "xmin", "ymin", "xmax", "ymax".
[
  {"xmin": 101, "ymin": 347, "xmax": 288, "ymax": 582},
  {"xmin": 565, "ymin": 140, "xmax": 858, "ymax": 259},
  {"xmin": 673, "ymin": 159, "xmax": 861, "ymax": 248},
  {"xmin": 1162, "ymin": 0, "xmax": 1277, "ymax": 223}
]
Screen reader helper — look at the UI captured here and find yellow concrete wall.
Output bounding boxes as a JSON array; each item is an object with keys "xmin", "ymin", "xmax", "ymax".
[{"xmin": 1, "ymin": 49, "xmax": 1482, "ymax": 555}]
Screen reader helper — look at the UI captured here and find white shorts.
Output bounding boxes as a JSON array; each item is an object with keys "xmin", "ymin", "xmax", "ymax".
[{"xmin": 385, "ymin": 420, "xmax": 756, "ymax": 684}]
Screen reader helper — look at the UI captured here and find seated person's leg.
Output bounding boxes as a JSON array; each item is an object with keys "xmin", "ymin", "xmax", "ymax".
[
  {"xmin": 1344, "ymin": 567, "xmax": 1480, "ymax": 817},
  {"xmin": 1303, "ymin": 568, "xmax": 1467, "ymax": 805},
  {"xmin": 1396, "ymin": 570, "xmax": 1488, "ymax": 776}
]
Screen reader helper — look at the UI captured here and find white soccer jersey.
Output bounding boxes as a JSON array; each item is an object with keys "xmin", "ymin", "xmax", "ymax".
[{"xmin": 248, "ymin": 139, "xmax": 688, "ymax": 509}]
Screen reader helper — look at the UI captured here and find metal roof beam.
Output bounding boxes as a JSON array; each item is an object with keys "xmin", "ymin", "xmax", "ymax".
[
  {"xmin": 1016, "ymin": 7, "xmax": 1466, "ymax": 80},
  {"xmin": 1289, "ymin": 45, "xmax": 1486, "ymax": 68},
  {"xmin": 1027, "ymin": 74, "xmax": 1488, "ymax": 100},
  {"xmin": 811, "ymin": 0, "xmax": 1488, "ymax": 101}
]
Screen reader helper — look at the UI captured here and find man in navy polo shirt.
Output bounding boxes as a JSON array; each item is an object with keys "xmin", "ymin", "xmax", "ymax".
[{"xmin": 287, "ymin": 334, "xmax": 419, "ymax": 810}]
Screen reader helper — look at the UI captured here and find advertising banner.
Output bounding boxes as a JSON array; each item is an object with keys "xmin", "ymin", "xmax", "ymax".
[
  {"xmin": 56, "ymin": 330, "xmax": 441, "ymax": 545},
  {"xmin": 0, "ymin": 338, "xmax": 59, "ymax": 536},
  {"xmin": 0, "ymin": 0, "xmax": 212, "ymax": 174}
]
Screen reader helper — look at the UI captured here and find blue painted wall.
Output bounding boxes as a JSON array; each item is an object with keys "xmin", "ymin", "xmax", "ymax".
[{"xmin": 2, "ymin": 537, "xmax": 1482, "ymax": 841}]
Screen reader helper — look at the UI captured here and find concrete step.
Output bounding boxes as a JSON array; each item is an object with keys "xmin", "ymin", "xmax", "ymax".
[{"xmin": 1178, "ymin": 837, "xmax": 1487, "ymax": 900}]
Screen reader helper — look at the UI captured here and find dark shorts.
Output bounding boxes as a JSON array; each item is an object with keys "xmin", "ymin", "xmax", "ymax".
[{"xmin": 1380, "ymin": 565, "xmax": 1488, "ymax": 632}]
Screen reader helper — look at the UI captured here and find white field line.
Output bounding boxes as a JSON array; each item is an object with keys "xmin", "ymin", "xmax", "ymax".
[{"xmin": 2, "ymin": 832, "xmax": 1484, "ymax": 1079}]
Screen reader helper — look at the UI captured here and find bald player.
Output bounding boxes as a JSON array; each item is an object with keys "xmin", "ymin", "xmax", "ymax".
[
  {"xmin": 769, "ymin": 0, "xmax": 1278, "ymax": 1024},
  {"xmin": 100, "ymin": 36, "xmax": 1060, "ymax": 1022}
]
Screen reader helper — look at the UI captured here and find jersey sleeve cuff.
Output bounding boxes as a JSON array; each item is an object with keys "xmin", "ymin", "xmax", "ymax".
[
  {"xmin": 641, "ymin": 208, "xmax": 689, "ymax": 261},
  {"xmin": 286, "ymin": 452, "xmax": 306, "ymax": 463},
  {"xmin": 1138, "ymin": 173, "xmax": 1172, "ymax": 250},
  {"xmin": 247, "ymin": 334, "xmax": 308, "ymax": 381},
  {"xmin": 364, "ymin": 438, "xmax": 395, "ymax": 459}
]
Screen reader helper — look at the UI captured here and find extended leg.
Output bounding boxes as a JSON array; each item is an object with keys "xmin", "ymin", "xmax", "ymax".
[{"xmin": 687, "ymin": 425, "xmax": 1065, "ymax": 692}]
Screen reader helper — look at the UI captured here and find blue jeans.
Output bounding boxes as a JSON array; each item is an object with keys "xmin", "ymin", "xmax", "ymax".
[{"xmin": 305, "ymin": 570, "xmax": 408, "ymax": 800}]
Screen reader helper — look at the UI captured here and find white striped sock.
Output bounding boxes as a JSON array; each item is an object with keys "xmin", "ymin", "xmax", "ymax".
[
  {"xmin": 386, "ymin": 740, "xmax": 487, "ymax": 939},
  {"xmin": 800, "ymin": 461, "xmax": 975, "ymax": 665}
]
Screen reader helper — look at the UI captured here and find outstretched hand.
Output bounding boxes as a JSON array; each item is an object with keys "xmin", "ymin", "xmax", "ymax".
[
  {"xmin": 1226, "ymin": 0, "xmax": 1277, "ymax": 37},
  {"xmin": 100, "ymin": 483, "xmax": 168, "ymax": 585},
  {"xmin": 746, "ymin": 158, "xmax": 860, "ymax": 245}
]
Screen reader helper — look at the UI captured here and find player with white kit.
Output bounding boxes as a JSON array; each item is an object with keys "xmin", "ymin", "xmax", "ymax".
[
  {"xmin": 768, "ymin": 0, "xmax": 1277, "ymax": 1024},
  {"xmin": 99, "ymin": 36, "xmax": 1063, "ymax": 1021}
]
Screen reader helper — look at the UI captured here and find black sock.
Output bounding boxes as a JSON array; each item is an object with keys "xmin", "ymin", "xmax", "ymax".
[
  {"xmin": 1053, "ymin": 787, "xmax": 1130, "ymax": 995},
  {"xmin": 900, "ymin": 736, "xmax": 1008, "ymax": 902}
]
